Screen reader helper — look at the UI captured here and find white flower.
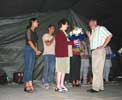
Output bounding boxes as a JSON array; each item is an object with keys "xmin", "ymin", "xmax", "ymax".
[
  {"xmin": 69, "ymin": 31, "xmax": 73, "ymax": 36},
  {"xmin": 71, "ymin": 27, "xmax": 84, "ymax": 36}
]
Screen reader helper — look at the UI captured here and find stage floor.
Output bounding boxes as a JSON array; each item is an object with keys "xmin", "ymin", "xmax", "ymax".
[{"xmin": 0, "ymin": 81, "xmax": 122, "ymax": 100}]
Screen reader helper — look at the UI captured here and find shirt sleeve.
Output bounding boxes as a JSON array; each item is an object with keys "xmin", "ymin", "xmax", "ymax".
[
  {"xmin": 26, "ymin": 29, "xmax": 32, "ymax": 41},
  {"xmin": 42, "ymin": 34, "xmax": 48, "ymax": 42},
  {"xmin": 100, "ymin": 26, "xmax": 112, "ymax": 37},
  {"xmin": 34, "ymin": 32, "xmax": 38, "ymax": 41}
]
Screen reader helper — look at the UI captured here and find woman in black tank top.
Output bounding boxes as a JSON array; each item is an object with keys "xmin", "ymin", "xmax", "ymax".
[{"xmin": 23, "ymin": 18, "xmax": 41, "ymax": 93}]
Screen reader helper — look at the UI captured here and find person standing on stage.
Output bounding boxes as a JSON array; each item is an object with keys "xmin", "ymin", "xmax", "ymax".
[
  {"xmin": 55, "ymin": 19, "xmax": 73, "ymax": 92},
  {"xmin": 23, "ymin": 18, "xmax": 41, "ymax": 92},
  {"xmin": 80, "ymin": 41, "xmax": 90, "ymax": 85},
  {"xmin": 42, "ymin": 24, "xmax": 56, "ymax": 89},
  {"xmin": 86, "ymin": 18, "xmax": 112, "ymax": 93},
  {"xmin": 103, "ymin": 46, "xmax": 112, "ymax": 82},
  {"xmin": 70, "ymin": 40, "xmax": 82, "ymax": 87}
]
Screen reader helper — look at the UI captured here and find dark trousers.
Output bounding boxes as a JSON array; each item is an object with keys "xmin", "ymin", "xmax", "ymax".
[
  {"xmin": 70, "ymin": 55, "xmax": 81, "ymax": 82},
  {"xmin": 23, "ymin": 45, "xmax": 35, "ymax": 83}
]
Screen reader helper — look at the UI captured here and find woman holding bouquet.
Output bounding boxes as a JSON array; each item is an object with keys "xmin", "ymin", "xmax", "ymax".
[
  {"xmin": 70, "ymin": 40, "xmax": 82, "ymax": 87},
  {"xmin": 69, "ymin": 27, "xmax": 86, "ymax": 87},
  {"xmin": 55, "ymin": 18, "xmax": 73, "ymax": 92}
]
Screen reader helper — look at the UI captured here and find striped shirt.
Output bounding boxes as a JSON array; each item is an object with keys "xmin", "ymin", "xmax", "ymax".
[{"xmin": 90, "ymin": 26, "xmax": 112, "ymax": 50}]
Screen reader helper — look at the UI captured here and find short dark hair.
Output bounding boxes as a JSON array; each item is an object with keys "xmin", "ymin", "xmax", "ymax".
[
  {"xmin": 27, "ymin": 18, "xmax": 38, "ymax": 29},
  {"xmin": 48, "ymin": 24, "xmax": 55, "ymax": 28},
  {"xmin": 89, "ymin": 17, "xmax": 98, "ymax": 22},
  {"xmin": 58, "ymin": 18, "xmax": 69, "ymax": 28}
]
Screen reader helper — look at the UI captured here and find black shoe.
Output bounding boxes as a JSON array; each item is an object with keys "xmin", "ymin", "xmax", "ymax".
[
  {"xmin": 72, "ymin": 84, "xmax": 76, "ymax": 87},
  {"xmin": 99, "ymin": 89, "xmax": 104, "ymax": 92},
  {"xmin": 87, "ymin": 89, "xmax": 99, "ymax": 93},
  {"xmin": 76, "ymin": 84, "xmax": 80, "ymax": 87}
]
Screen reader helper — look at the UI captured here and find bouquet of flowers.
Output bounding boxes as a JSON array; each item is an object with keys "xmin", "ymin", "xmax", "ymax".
[{"xmin": 68, "ymin": 27, "xmax": 86, "ymax": 52}]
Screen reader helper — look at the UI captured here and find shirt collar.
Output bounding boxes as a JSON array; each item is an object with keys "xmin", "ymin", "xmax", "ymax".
[{"xmin": 92, "ymin": 25, "xmax": 100, "ymax": 32}]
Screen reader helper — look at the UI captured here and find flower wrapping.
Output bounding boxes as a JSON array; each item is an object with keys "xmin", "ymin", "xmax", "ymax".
[{"xmin": 68, "ymin": 27, "xmax": 86, "ymax": 52}]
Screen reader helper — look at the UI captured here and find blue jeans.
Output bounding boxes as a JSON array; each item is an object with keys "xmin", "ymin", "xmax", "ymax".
[
  {"xmin": 23, "ymin": 45, "xmax": 35, "ymax": 82},
  {"xmin": 43, "ymin": 55, "xmax": 55, "ymax": 84}
]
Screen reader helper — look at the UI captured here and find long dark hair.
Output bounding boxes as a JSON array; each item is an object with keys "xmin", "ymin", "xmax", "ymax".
[{"xmin": 26, "ymin": 18, "xmax": 38, "ymax": 29}]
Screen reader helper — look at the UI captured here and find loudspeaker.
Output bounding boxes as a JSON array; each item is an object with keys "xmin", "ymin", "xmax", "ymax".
[
  {"xmin": 0, "ymin": 72, "xmax": 7, "ymax": 84},
  {"xmin": 13, "ymin": 72, "xmax": 24, "ymax": 84}
]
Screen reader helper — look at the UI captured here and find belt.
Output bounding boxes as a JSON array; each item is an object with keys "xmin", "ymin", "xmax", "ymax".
[{"xmin": 91, "ymin": 49, "xmax": 96, "ymax": 52}]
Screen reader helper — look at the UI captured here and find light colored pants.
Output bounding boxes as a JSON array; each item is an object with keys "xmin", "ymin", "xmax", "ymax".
[
  {"xmin": 92, "ymin": 48, "xmax": 106, "ymax": 91},
  {"xmin": 103, "ymin": 59, "xmax": 111, "ymax": 82},
  {"xmin": 81, "ymin": 59, "xmax": 89, "ymax": 84}
]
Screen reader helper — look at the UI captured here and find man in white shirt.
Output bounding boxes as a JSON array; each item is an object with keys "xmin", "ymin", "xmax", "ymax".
[
  {"xmin": 42, "ymin": 25, "xmax": 56, "ymax": 89},
  {"xmin": 86, "ymin": 18, "xmax": 112, "ymax": 93}
]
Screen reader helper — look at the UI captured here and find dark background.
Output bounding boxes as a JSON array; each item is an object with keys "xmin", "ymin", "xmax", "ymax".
[
  {"xmin": 0, "ymin": 0, "xmax": 122, "ymax": 78},
  {"xmin": 1, "ymin": 0, "xmax": 122, "ymax": 45}
]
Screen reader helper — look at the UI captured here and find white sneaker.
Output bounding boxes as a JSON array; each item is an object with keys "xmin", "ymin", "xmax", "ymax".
[
  {"xmin": 55, "ymin": 88, "xmax": 63, "ymax": 93},
  {"xmin": 61, "ymin": 87, "xmax": 68, "ymax": 92}
]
